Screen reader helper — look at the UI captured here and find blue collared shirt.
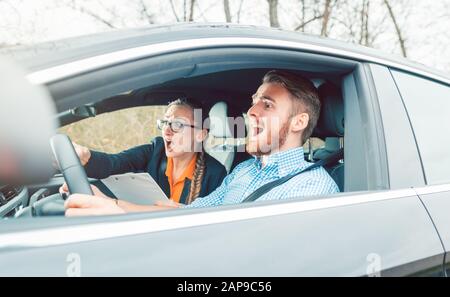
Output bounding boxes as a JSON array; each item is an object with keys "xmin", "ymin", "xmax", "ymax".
[{"xmin": 185, "ymin": 147, "xmax": 340, "ymax": 208}]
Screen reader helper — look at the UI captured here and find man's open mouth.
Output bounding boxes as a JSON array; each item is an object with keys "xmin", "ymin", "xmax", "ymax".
[{"xmin": 250, "ymin": 126, "xmax": 264, "ymax": 138}]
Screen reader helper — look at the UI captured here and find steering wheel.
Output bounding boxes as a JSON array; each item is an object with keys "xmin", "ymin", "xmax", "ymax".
[
  {"xmin": 26, "ymin": 134, "xmax": 93, "ymax": 216},
  {"xmin": 50, "ymin": 134, "xmax": 93, "ymax": 195}
]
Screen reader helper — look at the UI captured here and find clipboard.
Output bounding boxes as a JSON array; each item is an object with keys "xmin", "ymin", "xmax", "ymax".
[{"xmin": 101, "ymin": 172, "xmax": 169, "ymax": 205}]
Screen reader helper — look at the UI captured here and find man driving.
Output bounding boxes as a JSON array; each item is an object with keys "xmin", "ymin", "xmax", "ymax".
[{"xmin": 64, "ymin": 70, "xmax": 340, "ymax": 216}]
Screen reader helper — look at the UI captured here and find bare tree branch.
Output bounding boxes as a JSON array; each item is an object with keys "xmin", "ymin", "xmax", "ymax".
[
  {"xmin": 195, "ymin": 0, "xmax": 223, "ymax": 22},
  {"xmin": 168, "ymin": 0, "xmax": 180, "ymax": 22},
  {"xmin": 364, "ymin": 0, "xmax": 370, "ymax": 45},
  {"xmin": 1, "ymin": 0, "xmax": 21, "ymax": 23},
  {"xmin": 139, "ymin": 0, "xmax": 153, "ymax": 25},
  {"xmin": 223, "ymin": 0, "xmax": 231, "ymax": 22},
  {"xmin": 300, "ymin": 0, "xmax": 306, "ymax": 32},
  {"xmin": 68, "ymin": 0, "xmax": 116, "ymax": 29},
  {"xmin": 188, "ymin": 0, "xmax": 195, "ymax": 21},
  {"xmin": 294, "ymin": 0, "xmax": 336, "ymax": 33},
  {"xmin": 0, "ymin": 42, "xmax": 22, "ymax": 49},
  {"xmin": 358, "ymin": 0, "xmax": 370, "ymax": 45},
  {"xmin": 236, "ymin": 0, "xmax": 244, "ymax": 23},
  {"xmin": 320, "ymin": 0, "xmax": 331, "ymax": 36},
  {"xmin": 267, "ymin": 0, "xmax": 279, "ymax": 28},
  {"xmin": 368, "ymin": 11, "xmax": 389, "ymax": 45},
  {"xmin": 383, "ymin": 0, "xmax": 407, "ymax": 57},
  {"xmin": 331, "ymin": 14, "xmax": 357, "ymax": 43},
  {"xmin": 358, "ymin": 0, "xmax": 365, "ymax": 45},
  {"xmin": 294, "ymin": 14, "xmax": 324, "ymax": 31}
]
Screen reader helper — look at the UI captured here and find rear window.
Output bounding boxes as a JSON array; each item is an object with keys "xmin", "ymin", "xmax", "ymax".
[{"xmin": 392, "ymin": 69, "xmax": 450, "ymax": 185}]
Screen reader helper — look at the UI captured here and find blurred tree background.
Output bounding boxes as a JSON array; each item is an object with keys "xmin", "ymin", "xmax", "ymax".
[
  {"xmin": 1, "ymin": 0, "xmax": 448, "ymax": 71},
  {"xmin": 0, "ymin": 0, "xmax": 448, "ymax": 152}
]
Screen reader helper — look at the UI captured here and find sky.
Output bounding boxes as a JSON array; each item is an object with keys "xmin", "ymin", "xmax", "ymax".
[{"xmin": 0, "ymin": 0, "xmax": 449, "ymax": 74}]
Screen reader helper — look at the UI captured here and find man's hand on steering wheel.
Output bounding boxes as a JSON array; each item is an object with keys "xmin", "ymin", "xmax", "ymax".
[
  {"xmin": 65, "ymin": 194, "xmax": 125, "ymax": 217},
  {"xmin": 60, "ymin": 182, "xmax": 125, "ymax": 217}
]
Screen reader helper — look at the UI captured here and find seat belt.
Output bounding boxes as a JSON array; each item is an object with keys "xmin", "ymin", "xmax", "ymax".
[{"xmin": 242, "ymin": 148, "xmax": 344, "ymax": 203}]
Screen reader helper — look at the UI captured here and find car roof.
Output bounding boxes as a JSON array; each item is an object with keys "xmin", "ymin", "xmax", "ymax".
[{"xmin": 1, "ymin": 22, "xmax": 449, "ymax": 85}]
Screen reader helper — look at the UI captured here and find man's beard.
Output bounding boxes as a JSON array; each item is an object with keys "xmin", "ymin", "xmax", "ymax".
[{"xmin": 246, "ymin": 119, "xmax": 290, "ymax": 157}]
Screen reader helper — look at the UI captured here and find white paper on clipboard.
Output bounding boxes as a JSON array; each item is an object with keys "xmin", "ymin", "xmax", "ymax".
[{"xmin": 101, "ymin": 172, "xmax": 169, "ymax": 205}]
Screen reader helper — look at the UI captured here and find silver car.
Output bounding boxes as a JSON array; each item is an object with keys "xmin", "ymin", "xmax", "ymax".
[{"xmin": 0, "ymin": 23, "xmax": 450, "ymax": 276}]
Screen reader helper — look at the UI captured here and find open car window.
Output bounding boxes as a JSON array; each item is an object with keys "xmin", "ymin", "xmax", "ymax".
[
  {"xmin": 1, "ymin": 32, "xmax": 410, "ymax": 223},
  {"xmin": 59, "ymin": 105, "xmax": 167, "ymax": 153}
]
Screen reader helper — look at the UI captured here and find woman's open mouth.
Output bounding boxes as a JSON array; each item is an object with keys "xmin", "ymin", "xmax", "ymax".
[{"xmin": 164, "ymin": 138, "xmax": 173, "ymax": 150}]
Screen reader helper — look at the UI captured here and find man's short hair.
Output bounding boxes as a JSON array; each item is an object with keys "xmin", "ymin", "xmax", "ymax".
[{"xmin": 262, "ymin": 70, "xmax": 320, "ymax": 144}]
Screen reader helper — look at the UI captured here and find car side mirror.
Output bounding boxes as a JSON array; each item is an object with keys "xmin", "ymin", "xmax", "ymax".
[{"xmin": 0, "ymin": 56, "xmax": 57, "ymax": 184}]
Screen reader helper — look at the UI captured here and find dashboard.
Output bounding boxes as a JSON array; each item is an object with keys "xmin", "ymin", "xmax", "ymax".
[
  {"xmin": 0, "ymin": 175, "xmax": 66, "ymax": 218},
  {"xmin": 0, "ymin": 175, "xmax": 116, "ymax": 218},
  {"xmin": 0, "ymin": 169, "xmax": 160, "ymax": 218},
  {"xmin": 0, "ymin": 185, "xmax": 28, "ymax": 217}
]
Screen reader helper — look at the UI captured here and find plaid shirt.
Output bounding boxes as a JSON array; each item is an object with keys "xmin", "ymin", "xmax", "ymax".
[{"xmin": 185, "ymin": 146, "xmax": 340, "ymax": 208}]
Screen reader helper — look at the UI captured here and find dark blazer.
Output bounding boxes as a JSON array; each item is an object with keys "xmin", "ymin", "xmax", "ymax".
[{"xmin": 84, "ymin": 137, "xmax": 227, "ymax": 204}]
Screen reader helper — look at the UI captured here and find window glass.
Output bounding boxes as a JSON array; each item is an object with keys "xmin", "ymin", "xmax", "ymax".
[
  {"xmin": 59, "ymin": 106, "xmax": 166, "ymax": 153},
  {"xmin": 392, "ymin": 70, "xmax": 450, "ymax": 184}
]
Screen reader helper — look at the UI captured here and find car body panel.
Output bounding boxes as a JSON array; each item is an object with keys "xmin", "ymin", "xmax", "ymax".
[
  {"xmin": 415, "ymin": 185, "xmax": 450, "ymax": 274},
  {"xmin": 0, "ymin": 190, "xmax": 444, "ymax": 276}
]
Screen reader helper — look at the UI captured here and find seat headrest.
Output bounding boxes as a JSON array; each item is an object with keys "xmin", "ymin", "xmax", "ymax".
[
  {"xmin": 313, "ymin": 82, "xmax": 344, "ymax": 138},
  {"xmin": 208, "ymin": 101, "xmax": 233, "ymax": 138}
]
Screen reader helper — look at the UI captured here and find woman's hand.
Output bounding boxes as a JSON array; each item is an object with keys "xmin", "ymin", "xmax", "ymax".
[{"xmin": 72, "ymin": 142, "xmax": 91, "ymax": 166}]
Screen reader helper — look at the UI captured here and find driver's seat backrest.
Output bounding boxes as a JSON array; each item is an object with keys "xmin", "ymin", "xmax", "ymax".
[
  {"xmin": 313, "ymin": 82, "xmax": 344, "ymax": 191},
  {"xmin": 205, "ymin": 101, "xmax": 235, "ymax": 173}
]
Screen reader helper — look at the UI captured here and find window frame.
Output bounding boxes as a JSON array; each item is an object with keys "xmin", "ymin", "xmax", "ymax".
[
  {"xmin": 48, "ymin": 46, "xmax": 389, "ymax": 193},
  {"xmin": 9, "ymin": 44, "xmax": 394, "ymax": 226}
]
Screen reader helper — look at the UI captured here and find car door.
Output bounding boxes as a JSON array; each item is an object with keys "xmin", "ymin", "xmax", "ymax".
[
  {"xmin": 0, "ymin": 47, "xmax": 445, "ymax": 276},
  {"xmin": 0, "ymin": 189, "xmax": 443, "ymax": 276},
  {"xmin": 387, "ymin": 68, "xmax": 450, "ymax": 276}
]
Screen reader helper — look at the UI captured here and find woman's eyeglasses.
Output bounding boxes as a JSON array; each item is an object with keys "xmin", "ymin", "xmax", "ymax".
[{"xmin": 157, "ymin": 119, "xmax": 198, "ymax": 133}]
